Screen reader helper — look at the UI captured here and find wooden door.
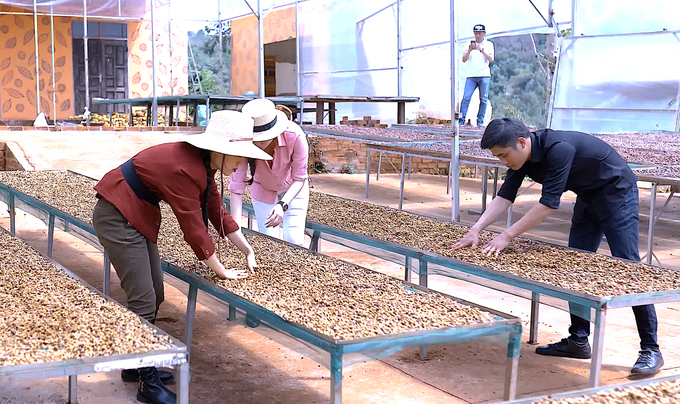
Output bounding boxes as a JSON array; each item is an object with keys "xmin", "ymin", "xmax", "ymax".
[
  {"xmin": 73, "ymin": 39, "xmax": 128, "ymax": 115},
  {"xmin": 101, "ymin": 40, "xmax": 128, "ymax": 113}
]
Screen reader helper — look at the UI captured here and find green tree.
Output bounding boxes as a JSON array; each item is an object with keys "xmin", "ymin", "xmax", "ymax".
[
  {"xmin": 489, "ymin": 34, "xmax": 548, "ymax": 128},
  {"xmin": 188, "ymin": 22, "xmax": 232, "ymax": 94}
]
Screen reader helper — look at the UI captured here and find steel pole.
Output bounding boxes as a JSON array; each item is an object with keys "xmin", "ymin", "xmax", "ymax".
[
  {"xmin": 50, "ymin": 5, "xmax": 57, "ymax": 123},
  {"xmin": 150, "ymin": 0, "xmax": 159, "ymax": 126},
  {"xmin": 218, "ymin": 0, "xmax": 224, "ymax": 93},
  {"xmin": 258, "ymin": 0, "xmax": 265, "ymax": 97},
  {"xmin": 295, "ymin": 0, "xmax": 302, "ymax": 120},
  {"xmin": 397, "ymin": 0, "xmax": 402, "ymax": 96},
  {"xmin": 450, "ymin": 0, "xmax": 460, "ymax": 222},
  {"xmin": 83, "ymin": 0, "xmax": 90, "ymax": 123},
  {"xmin": 33, "ymin": 0, "xmax": 41, "ymax": 116},
  {"xmin": 168, "ymin": 0, "xmax": 174, "ymax": 96},
  {"xmin": 571, "ymin": 0, "xmax": 577, "ymax": 36}
]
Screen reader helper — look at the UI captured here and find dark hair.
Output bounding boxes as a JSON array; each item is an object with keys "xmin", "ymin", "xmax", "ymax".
[
  {"xmin": 480, "ymin": 118, "xmax": 530, "ymax": 150},
  {"xmin": 200, "ymin": 149, "xmax": 212, "ymax": 228}
]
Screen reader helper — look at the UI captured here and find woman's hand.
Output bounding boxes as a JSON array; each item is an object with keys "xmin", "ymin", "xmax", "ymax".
[
  {"xmin": 245, "ymin": 250, "xmax": 258, "ymax": 272},
  {"xmin": 214, "ymin": 266, "xmax": 249, "ymax": 280},
  {"xmin": 265, "ymin": 204, "xmax": 284, "ymax": 228},
  {"xmin": 203, "ymin": 252, "xmax": 249, "ymax": 280}
]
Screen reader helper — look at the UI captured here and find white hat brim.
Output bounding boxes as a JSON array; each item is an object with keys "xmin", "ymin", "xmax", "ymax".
[
  {"xmin": 252, "ymin": 110, "xmax": 290, "ymax": 142},
  {"xmin": 184, "ymin": 136, "xmax": 272, "ymax": 160}
]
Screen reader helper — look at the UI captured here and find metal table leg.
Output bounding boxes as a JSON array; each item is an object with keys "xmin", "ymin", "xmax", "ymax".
[
  {"xmin": 309, "ymin": 230, "xmax": 321, "ymax": 252},
  {"xmin": 184, "ymin": 285, "xmax": 198, "ymax": 354},
  {"xmin": 404, "ymin": 256, "xmax": 412, "ymax": 282},
  {"xmin": 330, "ymin": 348, "xmax": 343, "ymax": 404},
  {"xmin": 365, "ymin": 149, "xmax": 371, "ymax": 199},
  {"xmin": 642, "ymin": 189, "xmax": 675, "ymax": 266},
  {"xmin": 103, "ymin": 252, "xmax": 111, "ymax": 297},
  {"xmin": 47, "ymin": 213, "xmax": 55, "ymax": 258},
  {"xmin": 407, "ymin": 156, "xmax": 412, "ymax": 180},
  {"xmin": 419, "ymin": 260, "xmax": 428, "ymax": 359},
  {"xmin": 398, "ymin": 153, "xmax": 406, "ymax": 210},
  {"xmin": 492, "ymin": 167, "xmax": 499, "ymax": 198},
  {"xmin": 529, "ymin": 292, "xmax": 540, "ymax": 344},
  {"xmin": 589, "ymin": 307, "xmax": 606, "ymax": 388},
  {"xmin": 247, "ymin": 212, "xmax": 253, "ymax": 230},
  {"xmin": 376, "ymin": 152, "xmax": 382, "ymax": 181},
  {"xmin": 228, "ymin": 305, "xmax": 236, "ymax": 321},
  {"xmin": 9, "ymin": 193, "xmax": 15, "ymax": 235},
  {"xmin": 646, "ymin": 183, "xmax": 657, "ymax": 265},
  {"xmin": 446, "ymin": 161, "xmax": 452, "ymax": 195},
  {"xmin": 177, "ymin": 361, "xmax": 190, "ymax": 404},
  {"xmin": 481, "ymin": 167, "xmax": 489, "ymax": 213},
  {"xmin": 68, "ymin": 375, "xmax": 77, "ymax": 404},
  {"xmin": 504, "ymin": 325, "xmax": 522, "ymax": 400}
]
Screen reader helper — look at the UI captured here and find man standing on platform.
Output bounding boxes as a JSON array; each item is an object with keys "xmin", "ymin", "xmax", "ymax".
[
  {"xmin": 459, "ymin": 24, "xmax": 494, "ymax": 128},
  {"xmin": 453, "ymin": 117, "xmax": 663, "ymax": 375}
]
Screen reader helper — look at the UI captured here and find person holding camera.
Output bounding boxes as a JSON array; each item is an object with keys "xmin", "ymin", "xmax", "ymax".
[{"xmin": 459, "ymin": 24, "xmax": 494, "ymax": 128}]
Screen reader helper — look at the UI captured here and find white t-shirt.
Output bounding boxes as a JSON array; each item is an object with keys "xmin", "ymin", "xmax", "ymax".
[{"xmin": 465, "ymin": 39, "xmax": 494, "ymax": 77}]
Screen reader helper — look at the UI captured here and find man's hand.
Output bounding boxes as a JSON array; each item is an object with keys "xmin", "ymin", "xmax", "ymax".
[
  {"xmin": 265, "ymin": 204, "xmax": 284, "ymax": 228},
  {"xmin": 481, "ymin": 233, "xmax": 512, "ymax": 256},
  {"xmin": 453, "ymin": 229, "xmax": 481, "ymax": 250}
]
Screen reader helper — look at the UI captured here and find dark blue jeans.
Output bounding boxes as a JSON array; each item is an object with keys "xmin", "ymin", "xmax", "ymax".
[
  {"xmin": 459, "ymin": 76, "xmax": 490, "ymax": 126},
  {"xmin": 567, "ymin": 185, "xmax": 659, "ymax": 351}
]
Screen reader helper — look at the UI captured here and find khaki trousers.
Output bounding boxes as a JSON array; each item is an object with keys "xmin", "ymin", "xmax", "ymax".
[{"xmin": 93, "ymin": 197, "xmax": 164, "ymax": 322}]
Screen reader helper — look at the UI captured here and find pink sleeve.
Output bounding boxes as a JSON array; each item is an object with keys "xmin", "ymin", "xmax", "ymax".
[
  {"xmin": 289, "ymin": 130, "xmax": 309, "ymax": 182},
  {"xmin": 228, "ymin": 158, "xmax": 248, "ymax": 194}
]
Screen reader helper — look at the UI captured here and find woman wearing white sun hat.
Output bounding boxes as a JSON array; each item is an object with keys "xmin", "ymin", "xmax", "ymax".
[
  {"xmin": 93, "ymin": 110, "xmax": 271, "ymax": 404},
  {"xmin": 229, "ymin": 98, "xmax": 309, "ymax": 246}
]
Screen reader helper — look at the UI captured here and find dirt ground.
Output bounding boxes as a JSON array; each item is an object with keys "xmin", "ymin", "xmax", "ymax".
[{"xmin": 0, "ymin": 130, "xmax": 679, "ymax": 404}]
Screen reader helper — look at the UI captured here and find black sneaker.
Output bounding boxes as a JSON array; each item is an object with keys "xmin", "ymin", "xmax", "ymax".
[
  {"xmin": 535, "ymin": 338, "xmax": 592, "ymax": 359},
  {"xmin": 631, "ymin": 350, "xmax": 663, "ymax": 375}
]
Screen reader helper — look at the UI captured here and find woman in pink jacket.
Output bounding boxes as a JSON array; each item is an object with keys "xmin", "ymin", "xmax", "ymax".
[{"xmin": 229, "ymin": 99, "xmax": 309, "ymax": 246}]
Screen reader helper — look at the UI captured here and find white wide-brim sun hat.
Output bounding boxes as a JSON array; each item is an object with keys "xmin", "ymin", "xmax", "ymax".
[
  {"xmin": 241, "ymin": 98, "xmax": 290, "ymax": 142},
  {"xmin": 184, "ymin": 110, "xmax": 272, "ymax": 160}
]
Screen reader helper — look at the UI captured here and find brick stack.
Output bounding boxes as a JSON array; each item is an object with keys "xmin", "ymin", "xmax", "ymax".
[{"xmin": 339, "ymin": 115, "xmax": 388, "ymax": 128}]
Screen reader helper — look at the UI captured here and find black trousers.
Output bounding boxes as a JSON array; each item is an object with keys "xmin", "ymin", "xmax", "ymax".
[{"xmin": 567, "ymin": 186, "xmax": 658, "ymax": 351}]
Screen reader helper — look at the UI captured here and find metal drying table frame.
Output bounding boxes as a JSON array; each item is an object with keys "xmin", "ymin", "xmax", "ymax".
[
  {"xmin": 635, "ymin": 171, "xmax": 680, "ymax": 267},
  {"xmin": 0, "ymin": 173, "xmax": 523, "ymax": 403},
  {"xmin": 0, "ymin": 228, "xmax": 189, "ymax": 404},
  {"xmin": 224, "ymin": 195, "xmax": 680, "ymax": 389},
  {"xmin": 500, "ymin": 373, "xmax": 680, "ymax": 403}
]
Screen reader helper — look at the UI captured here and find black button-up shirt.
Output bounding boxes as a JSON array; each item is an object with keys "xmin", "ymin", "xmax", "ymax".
[{"xmin": 497, "ymin": 129, "xmax": 637, "ymax": 220}]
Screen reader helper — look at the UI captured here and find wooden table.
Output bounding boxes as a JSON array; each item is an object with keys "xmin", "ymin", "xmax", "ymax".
[{"xmin": 302, "ymin": 95, "xmax": 419, "ymax": 124}]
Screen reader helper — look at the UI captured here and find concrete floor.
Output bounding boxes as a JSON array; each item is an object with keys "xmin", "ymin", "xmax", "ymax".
[{"xmin": 1, "ymin": 131, "xmax": 679, "ymax": 403}]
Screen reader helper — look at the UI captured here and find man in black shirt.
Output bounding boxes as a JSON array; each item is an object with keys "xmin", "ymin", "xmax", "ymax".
[{"xmin": 454, "ymin": 117, "xmax": 662, "ymax": 375}]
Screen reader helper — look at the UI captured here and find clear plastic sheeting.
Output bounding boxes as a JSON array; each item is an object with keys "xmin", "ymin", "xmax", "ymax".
[
  {"xmin": 298, "ymin": 0, "xmax": 398, "ymax": 122},
  {"xmin": 1, "ymin": 0, "xmax": 296, "ymax": 22},
  {"xmin": 1, "ymin": 0, "xmax": 148, "ymax": 19},
  {"xmin": 550, "ymin": 33, "xmax": 680, "ymax": 133},
  {"xmin": 298, "ymin": 0, "xmax": 569, "ymax": 123},
  {"xmin": 573, "ymin": 0, "xmax": 680, "ymax": 36}
]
